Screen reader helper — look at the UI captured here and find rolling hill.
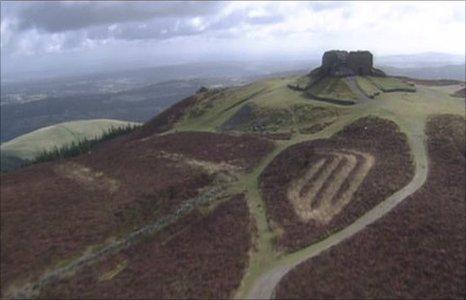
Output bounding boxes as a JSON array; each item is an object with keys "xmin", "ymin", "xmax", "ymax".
[
  {"xmin": 0, "ymin": 119, "xmax": 139, "ymax": 172},
  {"xmin": 1, "ymin": 53, "xmax": 465, "ymax": 299}
]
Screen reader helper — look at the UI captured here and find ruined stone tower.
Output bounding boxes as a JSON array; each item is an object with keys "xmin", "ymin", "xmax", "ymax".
[
  {"xmin": 319, "ymin": 50, "xmax": 385, "ymax": 77},
  {"xmin": 287, "ymin": 50, "xmax": 387, "ymax": 92}
]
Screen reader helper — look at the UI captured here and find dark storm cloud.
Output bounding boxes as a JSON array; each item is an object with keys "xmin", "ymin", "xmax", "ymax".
[
  {"xmin": 6, "ymin": 1, "xmax": 284, "ymax": 43},
  {"xmin": 14, "ymin": 1, "xmax": 225, "ymax": 33}
]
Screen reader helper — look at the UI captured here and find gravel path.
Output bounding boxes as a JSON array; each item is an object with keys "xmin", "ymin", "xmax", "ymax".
[{"xmin": 245, "ymin": 123, "xmax": 428, "ymax": 299}]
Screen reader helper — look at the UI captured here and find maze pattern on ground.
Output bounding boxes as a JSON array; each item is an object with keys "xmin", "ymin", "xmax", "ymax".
[
  {"xmin": 275, "ymin": 114, "xmax": 465, "ymax": 298},
  {"xmin": 288, "ymin": 149, "xmax": 374, "ymax": 224},
  {"xmin": 260, "ymin": 116, "xmax": 415, "ymax": 251}
]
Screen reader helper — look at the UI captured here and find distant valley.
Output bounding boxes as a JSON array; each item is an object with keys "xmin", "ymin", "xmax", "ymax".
[
  {"xmin": 2, "ymin": 57, "xmax": 463, "ymax": 143},
  {"xmin": 0, "ymin": 61, "xmax": 311, "ymax": 143}
]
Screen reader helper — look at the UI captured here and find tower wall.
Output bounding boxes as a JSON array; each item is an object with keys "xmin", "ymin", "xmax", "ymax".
[
  {"xmin": 347, "ymin": 51, "xmax": 373, "ymax": 75},
  {"xmin": 319, "ymin": 50, "xmax": 380, "ymax": 77}
]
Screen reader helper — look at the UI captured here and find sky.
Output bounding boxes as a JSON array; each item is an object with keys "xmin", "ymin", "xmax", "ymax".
[{"xmin": 1, "ymin": 1, "xmax": 465, "ymax": 79}]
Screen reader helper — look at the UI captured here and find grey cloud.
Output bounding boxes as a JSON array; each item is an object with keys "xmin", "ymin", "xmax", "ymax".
[
  {"xmin": 4, "ymin": 1, "xmax": 285, "ymax": 47},
  {"xmin": 84, "ymin": 7, "xmax": 284, "ymax": 42},
  {"xmin": 86, "ymin": 19, "xmax": 205, "ymax": 41},
  {"xmin": 213, "ymin": 9, "xmax": 284, "ymax": 30},
  {"xmin": 14, "ymin": 1, "xmax": 224, "ymax": 33}
]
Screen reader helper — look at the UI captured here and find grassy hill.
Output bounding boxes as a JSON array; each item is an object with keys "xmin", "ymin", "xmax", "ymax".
[
  {"xmin": 1, "ymin": 70, "xmax": 465, "ymax": 299},
  {"xmin": 1, "ymin": 119, "xmax": 139, "ymax": 171},
  {"xmin": 146, "ymin": 76, "xmax": 348, "ymax": 135},
  {"xmin": 141, "ymin": 75, "xmax": 420, "ymax": 136}
]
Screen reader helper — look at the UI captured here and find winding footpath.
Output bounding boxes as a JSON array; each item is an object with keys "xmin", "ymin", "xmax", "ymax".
[{"xmin": 244, "ymin": 120, "xmax": 428, "ymax": 299}]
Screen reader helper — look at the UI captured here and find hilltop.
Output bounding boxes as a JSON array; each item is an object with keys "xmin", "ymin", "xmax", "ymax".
[
  {"xmin": 1, "ymin": 51, "xmax": 465, "ymax": 299},
  {"xmin": 287, "ymin": 50, "xmax": 416, "ymax": 105}
]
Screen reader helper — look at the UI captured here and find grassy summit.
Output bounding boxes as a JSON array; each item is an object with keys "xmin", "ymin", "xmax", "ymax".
[{"xmin": 285, "ymin": 50, "xmax": 416, "ymax": 104}]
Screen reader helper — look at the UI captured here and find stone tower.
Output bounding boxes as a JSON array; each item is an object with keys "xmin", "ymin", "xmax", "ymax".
[
  {"xmin": 287, "ymin": 50, "xmax": 386, "ymax": 91},
  {"xmin": 320, "ymin": 50, "xmax": 385, "ymax": 77}
]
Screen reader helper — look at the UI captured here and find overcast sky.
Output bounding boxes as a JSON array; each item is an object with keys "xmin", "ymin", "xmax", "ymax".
[{"xmin": 1, "ymin": 1, "xmax": 465, "ymax": 79}]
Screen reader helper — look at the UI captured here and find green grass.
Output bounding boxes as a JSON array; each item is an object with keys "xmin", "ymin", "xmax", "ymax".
[
  {"xmin": 172, "ymin": 81, "xmax": 272, "ymax": 132},
  {"xmin": 288, "ymin": 75, "xmax": 312, "ymax": 90},
  {"xmin": 366, "ymin": 76, "xmax": 416, "ymax": 92},
  {"xmin": 355, "ymin": 76, "xmax": 381, "ymax": 98},
  {"xmin": 219, "ymin": 101, "xmax": 343, "ymax": 135},
  {"xmin": 221, "ymin": 103, "xmax": 294, "ymax": 133},
  {"xmin": 306, "ymin": 77, "xmax": 359, "ymax": 101},
  {"xmin": 171, "ymin": 76, "xmax": 346, "ymax": 135},
  {"xmin": 173, "ymin": 77, "xmax": 302, "ymax": 132},
  {"xmin": 1, "ymin": 119, "xmax": 140, "ymax": 161},
  {"xmin": 32, "ymin": 123, "xmax": 140, "ymax": 164}
]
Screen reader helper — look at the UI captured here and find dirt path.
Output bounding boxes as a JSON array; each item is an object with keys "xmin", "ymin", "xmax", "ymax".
[
  {"xmin": 344, "ymin": 76, "xmax": 373, "ymax": 102},
  {"xmin": 243, "ymin": 120, "xmax": 428, "ymax": 299},
  {"xmin": 4, "ymin": 187, "xmax": 227, "ymax": 299}
]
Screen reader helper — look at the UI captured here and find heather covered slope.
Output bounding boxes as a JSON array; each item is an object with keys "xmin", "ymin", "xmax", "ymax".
[
  {"xmin": 39, "ymin": 194, "xmax": 252, "ymax": 299},
  {"xmin": 0, "ymin": 127, "xmax": 274, "ymax": 298},
  {"xmin": 1, "ymin": 71, "xmax": 465, "ymax": 299},
  {"xmin": 260, "ymin": 117, "xmax": 414, "ymax": 251},
  {"xmin": 275, "ymin": 114, "xmax": 466, "ymax": 298},
  {"xmin": 239, "ymin": 83, "xmax": 464, "ymax": 299}
]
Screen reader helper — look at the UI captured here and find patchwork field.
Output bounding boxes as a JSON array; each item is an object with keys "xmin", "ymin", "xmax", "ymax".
[
  {"xmin": 260, "ymin": 116, "xmax": 415, "ymax": 251},
  {"xmin": 275, "ymin": 114, "xmax": 465, "ymax": 298}
]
